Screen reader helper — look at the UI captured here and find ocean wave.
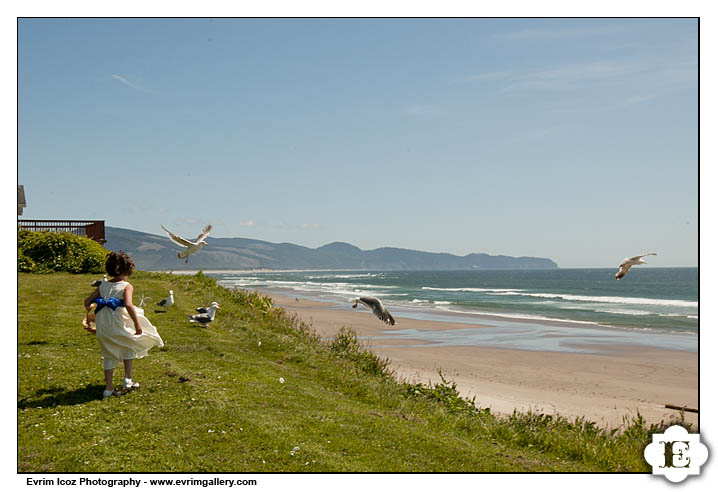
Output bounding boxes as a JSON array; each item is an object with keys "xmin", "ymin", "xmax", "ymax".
[
  {"xmin": 225, "ymin": 279, "xmax": 410, "ymax": 300},
  {"xmin": 594, "ymin": 308, "xmax": 653, "ymax": 316},
  {"xmin": 307, "ymin": 273, "xmax": 385, "ymax": 279},
  {"xmin": 227, "ymin": 279, "xmax": 401, "ymax": 291},
  {"xmin": 498, "ymin": 291, "xmax": 697, "ymax": 308},
  {"xmin": 434, "ymin": 305, "xmax": 601, "ymax": 326},
  {"xmin": 422, "ymin": 287, "xmax": 522, "ymax": 293}
]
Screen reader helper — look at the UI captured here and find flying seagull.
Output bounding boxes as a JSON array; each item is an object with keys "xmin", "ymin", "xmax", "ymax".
[
  {"xmin": 196, "ymin": 302, "xmax": 221, "ymax": 314},
  {"xmin": 349, "ymin": 297, "xmax": 396, "ymax": 325},
  {"xmin": 91, "ymin": 275, "xmax": 108, "ymax": 287},
  {"xmin": 615, "ymin": 253, "xmax": 657, "ymax": 279},
  {"xmin": 157, "ymin": 290, "xmax": 174, "ymax": 308},
  {"xmin": 188, "ymin": 302, "xmax": 221, "ymax": 327},
  {"xmin": 161, "ymin": 224, "xmax": 212, "ymax": 263}
]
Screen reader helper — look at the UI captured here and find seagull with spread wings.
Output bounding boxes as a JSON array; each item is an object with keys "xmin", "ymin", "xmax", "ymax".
[
  {"xmin": 349, "ymin": 297, "xmax": 396, "ymax": 325},
  {"xmin": 615, "ymin": 253, "xmax": 657, "ymax": 279},
  {"xmin": 161, "ymin": 224, "xmax": 212, "ymax": 263}
]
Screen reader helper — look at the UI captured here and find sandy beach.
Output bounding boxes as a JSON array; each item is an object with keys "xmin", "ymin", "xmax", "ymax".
[{"xmin": 267, "ymin": 292, "xmax": 698, "ymax": 429}]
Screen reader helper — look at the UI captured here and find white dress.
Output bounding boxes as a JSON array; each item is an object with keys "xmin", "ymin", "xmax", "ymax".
[{"xmin": 95, "ymin": 280, "xmax": 164, "ymax": 368}]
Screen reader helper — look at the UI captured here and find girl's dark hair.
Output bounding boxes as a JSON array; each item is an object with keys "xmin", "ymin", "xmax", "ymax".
[{"xmin": 106, "ymin": 251, "xmax": 135, "ymax": 277}]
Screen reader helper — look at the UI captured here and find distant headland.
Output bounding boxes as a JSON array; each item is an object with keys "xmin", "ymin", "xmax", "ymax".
[{"xmin": 104, "ymin": 226, "xmax": 559, "ymax": 271}]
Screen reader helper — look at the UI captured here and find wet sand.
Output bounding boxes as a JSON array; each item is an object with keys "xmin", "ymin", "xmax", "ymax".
[{"xmin": 269, "ymin": 293, "xmax": 698, "ymax": 429}]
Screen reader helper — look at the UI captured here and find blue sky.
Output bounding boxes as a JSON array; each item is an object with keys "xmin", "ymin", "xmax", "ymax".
[{"xmin": 17, "ymin": 18, "xmax": 698, "ymax": 268}]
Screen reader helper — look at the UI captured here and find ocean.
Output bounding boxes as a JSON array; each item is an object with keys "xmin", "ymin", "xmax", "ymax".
[{"xmin": 209, "ymin": 268, "xmax": 698, "ymax": 353}]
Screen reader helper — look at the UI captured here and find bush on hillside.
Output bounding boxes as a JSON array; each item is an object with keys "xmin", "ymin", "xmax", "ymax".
[
  {"xmin": 18, "ymin": 229, "xmax": 107, "ymax": 273},
  {"xmin": 329, "ymin": 327, "xmax": 394, "ymax": 379},
  {"xmin": 403, "ymin": 369, "xmax": 486, "ymax": 417}
]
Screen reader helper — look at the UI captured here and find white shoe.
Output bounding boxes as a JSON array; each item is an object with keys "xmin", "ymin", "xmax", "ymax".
[
  {"xmin": 103, "ymin": 389, "xmax": 121, "ymax": 399},
  {"xmin": 123, "ymin": 378, "xmax": 140, "ymax": 390}
]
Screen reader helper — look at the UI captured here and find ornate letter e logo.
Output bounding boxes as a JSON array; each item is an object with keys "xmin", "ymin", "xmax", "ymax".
[{"xmin": 644, "ymin": 425, "xmax": 708, "ymax": 483}]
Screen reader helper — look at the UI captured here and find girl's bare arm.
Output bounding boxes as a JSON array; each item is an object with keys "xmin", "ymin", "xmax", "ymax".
[
  {"xmin": 124, "ymin": 284, "xmax": 143, "ymax": 335},
  {"xmin": 84, "ymin": 288, "xmax": 100, "ymax": 310}
]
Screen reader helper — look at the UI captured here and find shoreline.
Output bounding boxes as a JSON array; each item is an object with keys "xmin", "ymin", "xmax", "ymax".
[
  {"xmin": 264, "ymin": 291, "xmax": 698, "ymax": 429},
  {"xmin": 238, "ymin": 285, "xmax": 697, "ymax": 353}
]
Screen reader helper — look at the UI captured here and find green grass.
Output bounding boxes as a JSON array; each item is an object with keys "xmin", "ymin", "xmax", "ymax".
[{"xmin": 17, "ymin": 272, "xmax": 685, "ymax": 472}]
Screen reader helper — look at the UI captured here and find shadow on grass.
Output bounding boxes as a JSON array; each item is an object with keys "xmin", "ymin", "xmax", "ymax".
[{"xmin": 18, "ymin": 384, "xmax": 106, "ymax": 409}]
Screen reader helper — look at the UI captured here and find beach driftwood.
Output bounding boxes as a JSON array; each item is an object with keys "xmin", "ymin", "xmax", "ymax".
[{"xmin": 665, "ymin": 404, "xmax": 698, "ymax": 413}]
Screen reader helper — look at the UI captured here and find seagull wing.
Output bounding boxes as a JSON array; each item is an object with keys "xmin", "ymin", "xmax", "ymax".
[
  {"xmin": 361, "ymin": 297, "xmax": 395, "ymax": 325},
  {"xmin": 189, "ymin": 314, "xmax": 212, "ymax": 324},
  {"xmin": 195, "ymin": 224, "xmax": 212, "ymax": 243},
  {"xmin": 629, "ymin": 253, "xmax": 657, "ymax": 262},
  {"xmin": 161, "ymin": 225, "xmax": 194, "ymax": 247},
  {"xmin": 615, "ymin": 263, "xmax": 631, "ymax": 279},
  {"xmin": 372, "ymin": 305, "xmax": 395, "ymax": 325}
]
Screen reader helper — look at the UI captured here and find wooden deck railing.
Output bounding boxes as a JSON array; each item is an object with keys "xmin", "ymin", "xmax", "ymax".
[{"xmin": 18, "ymin": 220, "xmax": 107, "ymax": 245}]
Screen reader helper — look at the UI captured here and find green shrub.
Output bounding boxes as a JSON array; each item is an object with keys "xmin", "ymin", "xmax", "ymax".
[
  {"xmin": 17, "ymin": 246, "xmax": 36, "ymax": 272},
  {"xmin": 17, "ymin": 229, "xmax": 107, "ymax": 273},
  {"xmin": 403, "ymin": 368, "xmax": 487, "ymax": 417},
  {"xmin": 329, "ymin": 327, "xmax": 394, "ymax": 379}
]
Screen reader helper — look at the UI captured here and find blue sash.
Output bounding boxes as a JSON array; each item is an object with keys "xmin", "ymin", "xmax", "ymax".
[{"xmin": 93, "ymin": 297, "xmax": 125, "ymax": 313}]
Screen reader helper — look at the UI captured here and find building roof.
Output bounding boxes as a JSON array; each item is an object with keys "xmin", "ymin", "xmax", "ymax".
[{"xmin": 18, "ymin": 185, "xmax": 26, "ymax": 215}]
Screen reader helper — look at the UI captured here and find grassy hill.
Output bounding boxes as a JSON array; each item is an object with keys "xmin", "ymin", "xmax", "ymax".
[{"xmin": 18, "ymin": 272, "xmax": 662, "ymax": 473}]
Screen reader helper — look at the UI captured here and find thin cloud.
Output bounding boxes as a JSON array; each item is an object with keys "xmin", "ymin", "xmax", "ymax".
[
  {"xmin": 499, "ymin": 55, "xmax": 696, "ymax": 92},
  {"xmin": 463, "ymin": 71, "xmax": 509, "ymax": 82},
  {"xmin": 301, "ymin": 223, "xmax": 322, "ymax": 230},
  {"xmin": 111, "ymin": 74, "xmax": 151, "ymax": 93},
  {"xmin": 608, "ymin": 94, "xmax": 659, "ymax": 111},
  {"xmin": 494, "ymin": 25, "xmax": 626, "ymax": 41},
  {"xmin": 240, "ymin": 220, "xmax": 258, "ymax": 227},
  {"xmin": 502, "ymin": 60, "xmax": 632, "ymax": 92}
]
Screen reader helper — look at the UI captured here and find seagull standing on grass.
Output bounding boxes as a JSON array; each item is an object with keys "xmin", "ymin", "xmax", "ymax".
[
  {"xmin": 161, "ymin": 224, "xmax": 212, "ymax": 263},
  {"xmin": 615, "ymin": 253, "xmax": 657, "ymax": 279},
  {"xmin": 349, "ymin": 297, "xmax": 396, "ymax": 325},
  {"xmin": 91, "ymin": 275, "xmax": 108, "ymax": 287},
  {"xmin": 157, "ymin": 290, "xmax": 174, "ymax": 309},
  {"xmin": 196, "ymin": 302, "xmax": 221, "ymax": 314},
  {"xmin": 188, "ymin": 302, "xmax": 221, "ymax": 327}
]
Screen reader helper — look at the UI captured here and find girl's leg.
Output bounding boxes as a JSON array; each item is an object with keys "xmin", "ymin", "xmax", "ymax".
[
  {"xmin": 103, "ymin": 358, "xmax": 116, "ymax": 391},
  {"xmin": 123, "ymin": 359, "xmax": 139, "ymax": 389},
  {"xmin": 104, "ymin": 368, "xmax": 114, "ymax": 391},
  {"xmin": 123, "ymin": 359, "xmax": 133, "ymax": 380},
  {"xmin": 102, "ymin": 358, "xmax": 120, "ymax": 398}
]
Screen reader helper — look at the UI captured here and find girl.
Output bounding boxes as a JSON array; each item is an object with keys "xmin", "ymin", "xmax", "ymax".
[{"xmin": 84, "ymin": 251, "xmax": 164, "ymax": 399}]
